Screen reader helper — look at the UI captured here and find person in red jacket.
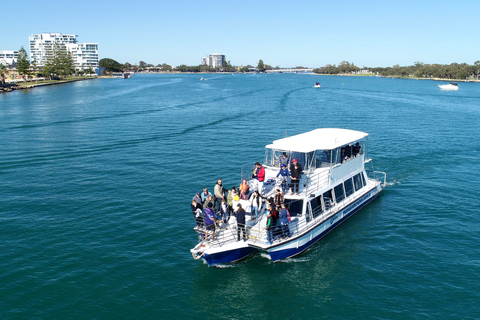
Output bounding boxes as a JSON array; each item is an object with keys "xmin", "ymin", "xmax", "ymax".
[{"xmin": 252, "ymin": 162, "xmax": 265, "ymax": 194}]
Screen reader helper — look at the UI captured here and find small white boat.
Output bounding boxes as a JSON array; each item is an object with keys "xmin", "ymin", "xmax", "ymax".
[
  {"xmin": 190, "ymin": 128, "xmax": 386, "ymax": 266},
  {"xmin": 200, "ymin": 77, "xmax": 205, "ymax": 81},
  {"xmin": 438, "ymin": 82, "xmax": 458, "ymax": 90},
  {"xmin": 314, "ymin": 82, "xmax": 321, "ymax": 88}
]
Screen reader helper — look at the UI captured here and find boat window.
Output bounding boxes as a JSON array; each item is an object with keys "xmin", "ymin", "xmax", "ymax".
[
  {"xmin": 323, "ymin": 190, "xmax": 334, "ymax": 209},
  {"xmin": 309, "ymin": 195, "xmax": 323, "ymax": 218},
  {"xmin": 353, "ymin": 173, "xmax": 364, "ymax": 191},
  {"xmin": 284, "ymin": 199, "xmax": 303, "ymax": 217},
  {"xmin": 361, "ymin": 172, "xmax": 367, "ymax": 186},
  {"xmin": 305, "ymin": 151, "xmax": 315, "ymax": 170},
  {"xmin": 344, "ymin": 178, "xmax": 354, "ymax": 197},
  {"xmin": 332, "ymin": 148, "xmax": 341, "ymax": 165},
  {"xmin": 334, "ymin": 183, "xmax": 345, "ymax": 203},
  {"xmin": 315, "ymin": 150, "xmax": 332, "ymax": 168},
  {"xmin": 264, "ymin": 149, "xmax": 275, "ymax": 167}
]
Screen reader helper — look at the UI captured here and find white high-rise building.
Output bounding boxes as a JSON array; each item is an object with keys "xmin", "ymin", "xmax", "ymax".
[
  {"xmin": 65, "ymin": 43, "xmax": 99, "ymax": 69},
  {"xmin": 29, "ymin": 33, "xmax": 98, "ymax": 69},
  {"xmin": 0, "ymin": 50, "xmax": 19, "ymax": 65},
  {"xmin": 202, "ymin": 53, "xmax": 225, "ymax": 68}
]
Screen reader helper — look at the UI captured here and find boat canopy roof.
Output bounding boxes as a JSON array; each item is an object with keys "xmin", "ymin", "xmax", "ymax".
[{"xmin": 265, "ymin": 128, "xmax": 368, "ymax": 153}]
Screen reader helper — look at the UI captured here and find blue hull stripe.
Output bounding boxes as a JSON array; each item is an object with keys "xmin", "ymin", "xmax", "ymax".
[
  {"xmin": 269, "ymin": 190, "xmax": 381, "ymax": 262},
  {"xmin": 204, "ymin": 247, "xmax": 257, "ymax": 266}
]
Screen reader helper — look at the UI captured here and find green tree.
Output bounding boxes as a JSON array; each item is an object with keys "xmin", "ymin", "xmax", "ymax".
[
  {"xmin": 99, "ymin": 58, "xmax": 123, "ymax": 73},
  {"xmin": 161, "ymin": 63, "xmax": 172, "ymax": 72},
  {"xmin": 17, "ymin": 46, "xmax": 31, "ymax": 80},
  {"xmin": 257, "ymin": 59, "xmax": 265, "ymax": 72},
  {"xmin": 0, "ymin": 64, "xmax": 9, "ymax": 84}
]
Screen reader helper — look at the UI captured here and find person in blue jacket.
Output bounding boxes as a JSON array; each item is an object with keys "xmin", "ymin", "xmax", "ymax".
[
  {"xmin": 279, "ymin": 203, "xmax": 290, "ymax": 239},
  {"xmin": 276, "ymin": 164, "xmax": 290, "ymax": 194}
]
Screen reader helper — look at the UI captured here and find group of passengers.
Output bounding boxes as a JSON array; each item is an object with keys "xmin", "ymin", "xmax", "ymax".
[
  {"xmin": 276, "ymin": 152, "xmax": 303, "ymax": 195},
  {"xmin": 190, "ymin": 158, "xmax": 296, "ymax": 243},
  {"xmin": 264, "ymin": 190, "xmax": 292, "ymax": 244},
  {"xmin": 341, "ymin": 142, "xmax": 362, "ymax": 163},
  {"xmin": 191, "ymin": 175, "xmax": 265, "ymax": 241}
]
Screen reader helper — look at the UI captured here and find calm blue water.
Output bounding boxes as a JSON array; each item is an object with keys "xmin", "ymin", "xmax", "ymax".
[{"xmin": 1, "ymin": 74, "xmax": 479, "ymax": 319}]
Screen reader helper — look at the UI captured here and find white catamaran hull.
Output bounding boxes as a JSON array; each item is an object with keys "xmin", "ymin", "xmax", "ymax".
[{"xmin": 266, "ymin": 184, "xmax": 383, "ymax": 261}]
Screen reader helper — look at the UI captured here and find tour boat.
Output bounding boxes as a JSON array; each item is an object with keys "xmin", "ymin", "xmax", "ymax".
[
  {"xmin": 438, "ymin": 82, "xmax": 459, "ymax": 90},
  {"xmin": 314, "ymin": 82, "xmax": 321, "ymax": 88},
  {"xmin": 190, "ymin": 128, "xmax": 386, "ymax": 266}
]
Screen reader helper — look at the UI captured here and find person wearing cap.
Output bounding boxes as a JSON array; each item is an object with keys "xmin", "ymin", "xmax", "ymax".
[
  {"xmin": 276, "ymin": 163, "xmax": 290, "ymax": 194},
  {"xmin": 204, "ymin": 202, "xmax": 218, "ymax": 240},
  {"xmin": 235, "ymin": 203, "xmax": 247, "ymax": 241},
  {"xmin": 290, "ymin": 158, "xmax": 303, "ymax": 196},
  {"xmin": 279, "ymin": 152, "xmax": 290, "ymax": 168},
  {"xmin": 192, "ymin": 192, "xmax": 203, "ymax": 206}
]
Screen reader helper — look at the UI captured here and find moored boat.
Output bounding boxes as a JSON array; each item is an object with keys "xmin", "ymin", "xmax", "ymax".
[
  {"xmin": 314, "ymin": 82, "xmax": 321, "ymax": 88},
  {"xmin": 190, "ymin": 128, "xmax": 386, "ymax": 266},
  {"xmin": 438, "ymin": 82, "xmax": 458, "ymax": 90}
]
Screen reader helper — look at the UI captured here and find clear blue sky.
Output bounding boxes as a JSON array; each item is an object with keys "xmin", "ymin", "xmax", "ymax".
[{"xmin": 3, "ymin": 0, "xmax": 480, "ymax": 68}]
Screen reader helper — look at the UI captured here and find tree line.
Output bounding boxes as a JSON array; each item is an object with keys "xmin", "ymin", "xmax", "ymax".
[
  {"xmin": 314, "ymin": 61, "xmax": 480, "ymax": 80},
  {"xmin": 99, "ymin": 58, "xmax": 275, "ymax": 73}
]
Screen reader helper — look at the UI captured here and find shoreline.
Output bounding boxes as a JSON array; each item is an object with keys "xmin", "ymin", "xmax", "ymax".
[{"xmin": 1, "ymin": 77, "xmax": 97, "ymax": 93}]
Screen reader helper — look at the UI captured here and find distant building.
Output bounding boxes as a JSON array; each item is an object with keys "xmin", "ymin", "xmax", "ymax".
[
  {"xmin": 0, "ymin": 50, "xmax": 19, "ymax": 65},
  {"xmin": 201, "ymin": 53, "xmax": 225, "ymax": 68},
  {"xmin": 29, "ymin": 33, "xmax": 98, "ymax": 70}
]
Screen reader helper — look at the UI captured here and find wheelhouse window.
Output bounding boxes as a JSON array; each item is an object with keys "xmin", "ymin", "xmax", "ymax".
[
  {"xmin": 353, "ymin": 173, "xmax": 364, "ymax": 191},
  {"xmin": 309, "ymin": 195, "xmax": 323, "ymax": 218},
  {"xmin": 334, "ymin": 183, "xmax": 345, "ymax": 203},
  {"xmin": 344, "ymin": 178, "xmax": 354, "ymax": 197},
  {"xmin": 323, "ymin": 190, "xmax": 334, "ymax": 209},
  {"xmin": 284, "ymin": 199, "xmax": 303, "ymax": 217}
]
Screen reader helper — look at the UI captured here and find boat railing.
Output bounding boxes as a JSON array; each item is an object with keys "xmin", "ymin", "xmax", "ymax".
[
  {"xmin": 367, "ymin": 170, "xmax": 387, "ymax": 187},
  {"xmin": 195, "ymin": 221, "xmax": 240, "ymax": 247},
  {"xmin": 248, "ymin": 185, "xmax": 375, "ymax": 246},
  {"xmin": 303, "ymin": 169, "xmax": 330, "ymax": 196}
]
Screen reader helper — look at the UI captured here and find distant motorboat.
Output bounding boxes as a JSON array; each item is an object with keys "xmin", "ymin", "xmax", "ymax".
[
  {"xmin": 438, "ymin": 82, "xmax": 458, "ymax": 90},
  {"xmin": 314, "ymin": 82, "xmax": 321, "ymax": 88},
  {"xmin": 200, "ymin": 77, "xmax": 206, "ymax": 81}
]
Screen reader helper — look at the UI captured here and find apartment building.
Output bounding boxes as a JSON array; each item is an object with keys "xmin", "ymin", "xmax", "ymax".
[
  {"xmin": 0, "ymin": 50, "xmax": 19, "ymax": 65},
  {"xmin": 29, "ymin": 33, "xmax": 98, "ymax": 69},
  {"xmin": 201, "ymin": 53, "xmax": 225, "ymax": 68}
]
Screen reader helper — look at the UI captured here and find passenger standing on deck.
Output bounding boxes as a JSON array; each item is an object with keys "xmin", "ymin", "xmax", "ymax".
[
  {"xmin": 289, "ymin": 159, "xmax": 303, "ymax": 196},
  {"xmin": 204, "ymin": 202, "xmax": 218, "ymax": 240},
  {"xmin": 191, "ymin": 199, "xmax": 204, "ymax": 229},
  {"xmin": 235, "ymin": 203, "xmax": 247, "ymax": 241},
  {"xmin": 214, "ymin": 179, "xmax": 226, "ymax": 210},
  {"xmin": 279, "ymin": 152, "xmax": 290, "ymax": 168},
  {"xmin": 252, "ymin": 162, "xmax": 265, "ymax": 194},
  {"xmin": 239, "ymin": 179, "xmax": 249, "ymax": 200},
  {"xmin": 219, "ymin": 198, "xmax": 229, "ymax": 223},
  {"xmin": 250, "ymin": 190, "xmax": 261, "ymax": 220},
  {"xmin": 276, "ymin": 164, "xmax": 290, "ymax": 194},
  {"xmin": 203, "ymin": 194, "xmax": 214, "ymax": 210},
  {"xmin": 274, "ymin": 189, "xmax": 284, "ymax": 211},
  {"xmin": 227, "ymin": 186, "xmax": 237, "ymax": 211},
  {"xmin": 265, "ymin": 206, "xmax": 274, "ymax": 244},
  {"xmin": 279, "ymin": 203, "xmax": 291, "ymax": 239},
  {"xmin": 201, "ymin": 188, "xmax": 212, "ymax": 204},
  {"xmin": 192, "ymin": 192, "xmax": 203, "ymax": 206}
]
